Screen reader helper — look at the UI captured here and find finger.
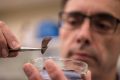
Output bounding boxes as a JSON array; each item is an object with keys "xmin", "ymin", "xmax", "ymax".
[
  {"xmin": 84, "ymin": 70, "xmax": 91, "ymax": 80},
  {"xmin": 0, "ymin": 21, "xmax": 20, "ymax": 49},
  {"xmin": 1, "ymin": 48, "xmax": 8, "ymax": 58},
  {"xmin": 0, "ymin": 29, "xmax": 8, "ymax": 58},
  {"xmin": 45, "ymin": 59, "xmax": 68, "ymax": 80},
  {"xmin": 0, "ymin": 48, "xmax": 8, "ymax": 58},
  {"xmin": 23, "ymin": 63, "xmax": 43, "ymax": 80},
  {"xmin": 8, "ymin": 52, "xmax": 18, "ymax": 57}
]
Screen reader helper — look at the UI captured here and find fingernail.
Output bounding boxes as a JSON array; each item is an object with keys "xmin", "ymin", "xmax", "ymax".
[
  {"xmin": 45, "ymin": 60, "xmax": 56, "ymax": 72},
  {"xmin": 25, "ymin": 68, "xmax": 31, "ymax": 77},
  {"xmin": 12, "ymin": 41, "xmax": 20, "ymax": 49},
  {"xmin": 24, "ymin": 64, "xmax": 33, "ymax": 77},
  {"xmin": 2, "ymin": 49, "xmax": 8, "ymax": 58}
]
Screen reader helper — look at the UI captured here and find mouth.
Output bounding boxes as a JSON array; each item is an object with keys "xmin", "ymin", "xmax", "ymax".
[
  {"xmin": 67, "ymin": 47, "xmax": 99, "ymax": 66},
  {"xmin": 72, "ymin": 52, "xmax": 94, "ymax": 63}
]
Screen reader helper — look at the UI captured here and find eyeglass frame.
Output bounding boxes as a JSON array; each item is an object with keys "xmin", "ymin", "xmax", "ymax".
[{"xmin": 59, "ymin": 11, "xmax": 120, "ymax": 34}]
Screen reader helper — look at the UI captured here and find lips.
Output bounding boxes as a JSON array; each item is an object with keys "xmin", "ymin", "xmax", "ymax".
[{"xmin": 72, "ymin": 52, "xmax": 93, "ymax": 62}]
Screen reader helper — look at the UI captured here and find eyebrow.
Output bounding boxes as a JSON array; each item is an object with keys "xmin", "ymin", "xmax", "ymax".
[
  {"xmin": 94, "ymin": 12, "xmax": 120, "ymax": 22},
  {"xmin": 63, "ymin": 11, "xmax": 120, "ymax": 20},
  {"xmin": 64, "ymin": 11, "xmax": 114, "ymax": 17},
  {"xmin": 92, "ymin": 12, "xmax": 116, "ymax": 18}
]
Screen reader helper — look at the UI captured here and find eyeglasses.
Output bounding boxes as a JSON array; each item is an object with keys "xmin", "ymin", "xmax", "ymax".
[{"xmin": 59, "ymin": 11, "xmax": 120, "ymax": 34}]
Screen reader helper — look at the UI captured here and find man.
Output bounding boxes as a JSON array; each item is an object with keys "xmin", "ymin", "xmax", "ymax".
[
  {"xmin": 0, "ymin": 0, "xmax": 120, "ymax": 80},
  {"xmin": 58, "ymin": 0, "xmax": 120, "ymax": 80},
  {"xmin": 23, "ymin": 0, "xmax": 120, "ymax": 80}
]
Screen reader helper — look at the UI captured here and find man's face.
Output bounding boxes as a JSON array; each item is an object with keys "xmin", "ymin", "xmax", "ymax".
[{"xmin": 59, "ymin": 0, "xmax": 120, "ymax": 78}]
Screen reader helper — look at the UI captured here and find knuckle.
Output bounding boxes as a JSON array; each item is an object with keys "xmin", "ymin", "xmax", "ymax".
[
  {"xmin": 0, "ymin": 21, "xmax": 6, "ymax": 28},
  {"xmin": 0, "ymin": 40, "xmax": 5, "ymax": 45},
  {"xmin": 0, "ymin": 39, "xmax": 6, "ymax": 45},
  {"xmin": 0, "ymin": 51, "xmax": 2, "ymax": 56}
]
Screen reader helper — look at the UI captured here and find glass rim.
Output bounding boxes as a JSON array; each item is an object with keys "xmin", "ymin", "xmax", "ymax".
[
  {"xmin": 32, "ymin": 57, "xmax": 88, "ymax": 72},
  {"xmin": 33, "ymin": 56, "xmax": 88, "ymax": 63}
]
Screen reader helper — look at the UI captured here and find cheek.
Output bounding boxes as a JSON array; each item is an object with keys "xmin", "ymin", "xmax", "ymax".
[
  {"xmin": 103, "ymin": 37, "xmax": 120, "ymax": 70},
  {"xmin": 59, "ymin": 28, "xmax": 70, "ymax": 57},
  {"xmin": 99, "ymin": 35, "xmax": 120, "ymax": 67},
  {"xmin": 105, "ymin": 36, "xmax": 120, "ymax": 54},
  {"xmin": 59, "ymin": 28, "xmax": 67, "ymax": 41},
  {"xmin": 94, "ymin": 34, "xmax": 120, "ymax": 58},
  {"xmin": 91, "ymin": 35, "xmax": 120, "ymax": 73},
  {"xmin": 92, "ymin": 34, "xmax": 118, "ymax": 64},
  {"xmin": 59, "ymin": 28, "xmax": 75, "ymax": 57},
  {"xmin": 59, "ymin": 27, "xmax": 74, "ymax": 44}
]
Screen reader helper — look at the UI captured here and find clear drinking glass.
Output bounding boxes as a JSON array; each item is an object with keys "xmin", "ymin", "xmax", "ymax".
[{"xmin": 31, "ymin": 57, "xmax": 88, "ymax": 80}]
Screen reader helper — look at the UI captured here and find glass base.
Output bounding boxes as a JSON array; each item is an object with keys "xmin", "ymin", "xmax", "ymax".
[{"xmin": 40, "ymin": 69, "xmax": 84, "ymax": 80}]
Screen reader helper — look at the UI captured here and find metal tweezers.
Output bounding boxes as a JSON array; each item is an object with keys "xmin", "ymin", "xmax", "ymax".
[
  {"xmin": 9, "ymin": 37, "xmax": 52, "ymax": 54},
  {"xmin": 9, "ymin": 47, "xmax": 44, "ymax": 52}
]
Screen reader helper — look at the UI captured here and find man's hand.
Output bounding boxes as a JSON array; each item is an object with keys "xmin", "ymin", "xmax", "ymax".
[
  {"xmin": 23, "ymin": 59, "xmax": 91, "ymax": 80},
  {"xmin": 0, "ymin": 21, "xmax": 20, "ymax": 58}
]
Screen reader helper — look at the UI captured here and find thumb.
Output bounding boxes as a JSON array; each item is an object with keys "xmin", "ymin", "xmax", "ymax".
[
  {"xmin": 23, "ymin": 63, "xmax": 43, "ymax": 80},
  {"xmin": 84, "ymin": 70, "xmax": 91, "ymax": 80}
]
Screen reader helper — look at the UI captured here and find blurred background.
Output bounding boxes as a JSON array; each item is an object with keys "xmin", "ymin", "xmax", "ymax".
[
  {"xmin": 0, "ymin": 0, "xmax": 61, "ymax": 80},
  {"xmin": 0, "ymin": 0, "xmax": 120, "ymax": 80}
]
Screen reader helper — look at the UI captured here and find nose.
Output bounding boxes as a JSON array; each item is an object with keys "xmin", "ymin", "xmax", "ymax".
[{"xmin": 75, "ymin": 19, "xmax": 92, "ymax": 47}]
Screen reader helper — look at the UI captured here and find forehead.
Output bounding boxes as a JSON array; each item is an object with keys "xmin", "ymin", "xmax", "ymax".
[{"xmin": 64, "ymin": 0, "xmax": 120, "ymax": 18}]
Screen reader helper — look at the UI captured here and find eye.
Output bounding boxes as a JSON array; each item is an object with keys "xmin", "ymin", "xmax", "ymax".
[
  {"xmin": 94, "ymin": 21, "xmax": 113, "ymax": 33},
  {"xmin": 67, "ymin": 17, "xmax": 79, "ymax": 26},
  {"xmin": 91, "ymin": 13, "xmax": 118, "ymax": 33}
]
